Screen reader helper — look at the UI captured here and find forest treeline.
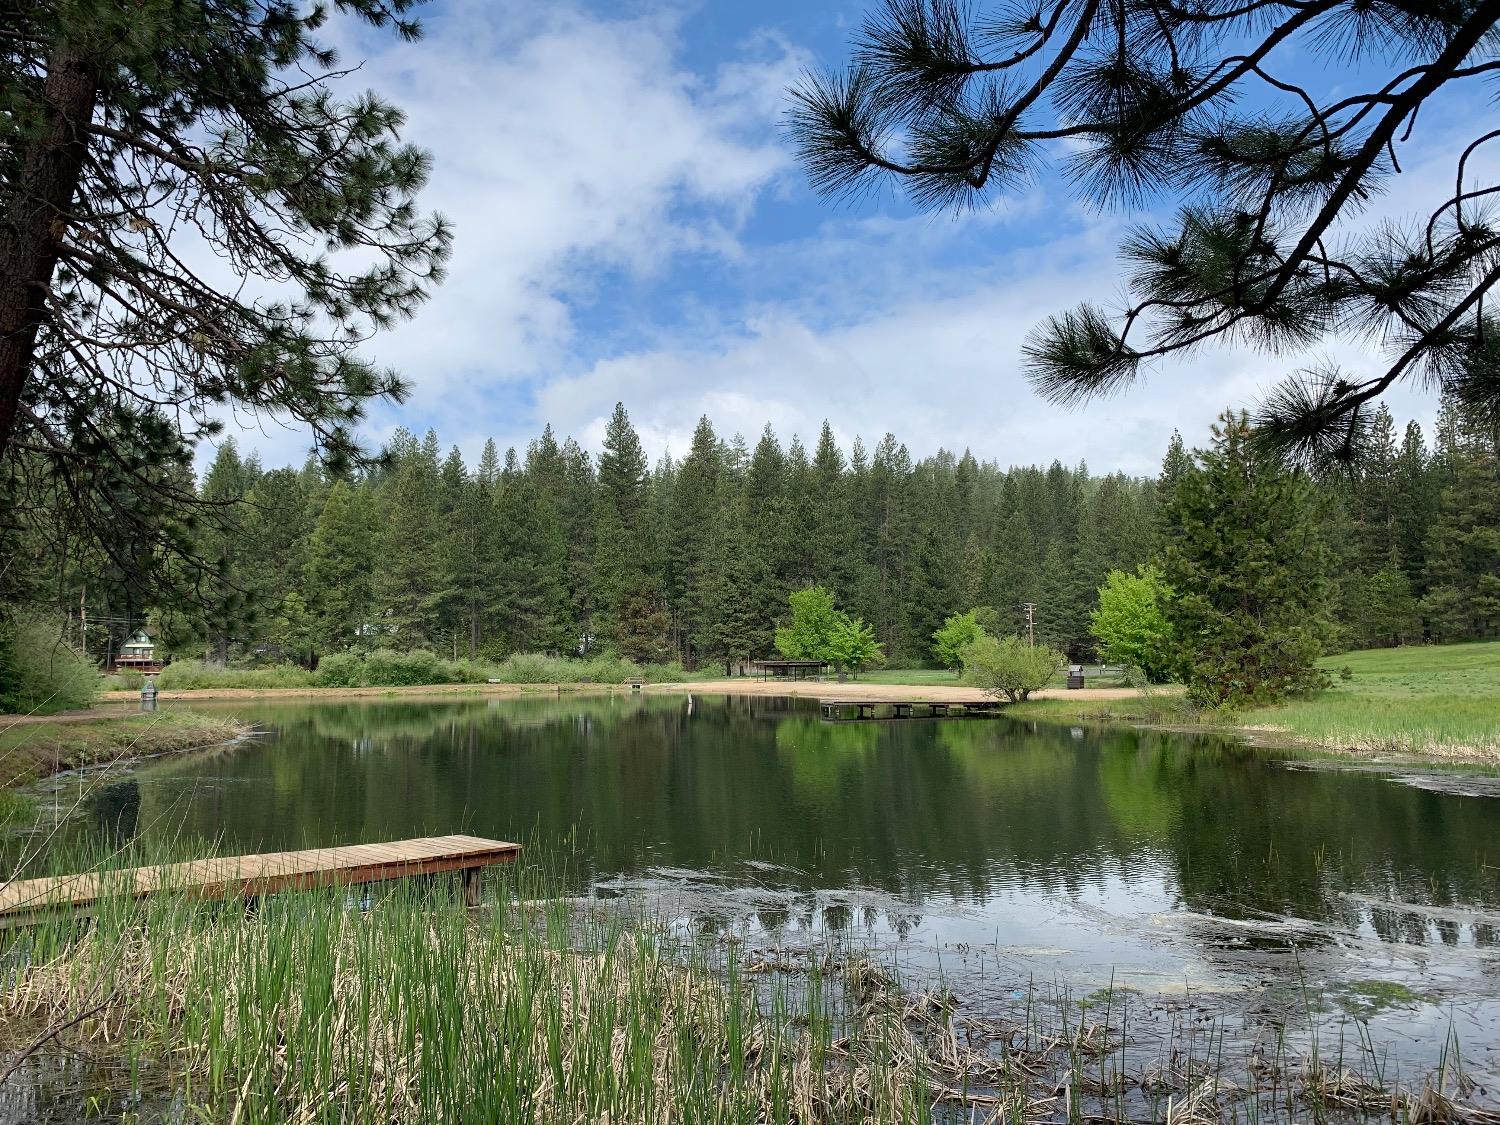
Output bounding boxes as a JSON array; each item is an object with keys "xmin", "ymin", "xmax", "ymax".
[{"xmin": 8, "ymin": 399, "xmax": 1500, "ymax": 674}]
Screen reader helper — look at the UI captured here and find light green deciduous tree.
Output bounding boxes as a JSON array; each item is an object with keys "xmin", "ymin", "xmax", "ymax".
[
  {"xmin": 1090, "ymin": 566, "xmax": 1177, "ymax": 684},
  {"xmin": 959, "ymin": 634, "xmax": 1063, "ymax": 703}
]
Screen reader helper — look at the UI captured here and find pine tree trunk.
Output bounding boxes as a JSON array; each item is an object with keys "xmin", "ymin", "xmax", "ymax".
[{"xmin": 0, "ymin": 41, "xmax": 100, "ymax": 463}]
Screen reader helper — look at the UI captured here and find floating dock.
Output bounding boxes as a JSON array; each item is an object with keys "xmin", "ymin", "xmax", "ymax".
[
  {"xmin": 819, "ymin": 698, "xmax": 1005, "ymax": 721},
  {"xmin": 0, "ymin": 834, "xmax": 521, "ymax": 925}
]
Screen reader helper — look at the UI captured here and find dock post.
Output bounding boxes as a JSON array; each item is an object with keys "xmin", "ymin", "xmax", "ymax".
[{"xmin": 462, "ymin": 867, "xmax": 483, "ymax": 907}]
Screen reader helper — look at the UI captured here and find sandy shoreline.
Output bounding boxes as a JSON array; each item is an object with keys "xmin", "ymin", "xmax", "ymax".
[{"xmin": 663, "ymin": 679, "xmax": 1142, "ymax": 702}]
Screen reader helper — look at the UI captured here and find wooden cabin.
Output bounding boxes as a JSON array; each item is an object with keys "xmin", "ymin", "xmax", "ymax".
[{"xmin": 113, "ymin": 630, "xmax": 163, "ymax": 674}]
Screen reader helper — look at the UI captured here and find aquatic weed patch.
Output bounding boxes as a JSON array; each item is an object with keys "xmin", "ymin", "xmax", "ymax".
[{"xmin": 1328, "ymin": 979, "xmax": 1433, "ymax": 1017}]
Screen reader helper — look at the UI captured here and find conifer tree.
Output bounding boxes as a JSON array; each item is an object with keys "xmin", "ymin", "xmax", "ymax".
[
  {"xmin": 698, "ymin": 484, "xmax": 770, "ymax": 673},
  {"xmin": 1420, "ymin": 413, "xmax": 1500, "ymax": 640},
  {"xmin": 1162, "ymin": 412, "xmax": 1334, "ymax": 708},
  {"xmin": 743, "ymin": 426, "xmax": 790, "ymax": 622},
  {"xmin": 958, "ymin": 533, "xmax": 992, "ymax": 612},
  {"xmin": 667, "ymin": 417, "xmax": 724, "ymax": 664},
  {"xmin": 779, "ymin": 436, "xmax": 818, "ymax": 590},
  {"xmin": 1393, "ymin": 422, "xmax": 1437, "ymax": 591},
  {"xmin": 1355, "ymin": 555, "xmax": 1422, "ymax": 649},
  {"xmin": 2, "ymin": 0, "xmax": 450, "ymax": 609},
  {"xmin": 491, "ymin": 459, "xmax": 573, "ymax": 654},
  {"xmin": 593, "ymin": 404, "xmax": 659, "ymax": 652},
  {"xmin": 442, "ymin": 447, "xmax": 493, "ymax": 657},
  {"xmin": 988, "ymin": 510, "xmax": 1038, "ymax": 638},
  {"xmin": 869, "ymin": 434, "xmax": 916, "ymax": 654},
  {"xmin": 809, "ymin": 422, "xmax": 854, "ymax": 594},
  {"xmin": 197, "ymin": 440, "xmax": 258, "ymax": 663},
  {"xmin": 375, "ymin": 429, "xmax": 448, "ymax": 649},
  {"xmin": 557, "ymin": 437, "xmax": 598, "ymax": 648},
  {"xmin": 241, "ymin": 466, "xmax": 312, "ymax": 658},
  {"xmin": 902, "ymin": 527, "xmax": 955, "ymax": 663},
  {"xmin": 305, "ymin": 479, "xmax": 376, "ymax": 653}
]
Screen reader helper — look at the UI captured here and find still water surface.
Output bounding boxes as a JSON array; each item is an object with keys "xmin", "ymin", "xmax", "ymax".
[{"xmin": 59, "ymin": 694, "xmax": 1500, "ymax": 1077}]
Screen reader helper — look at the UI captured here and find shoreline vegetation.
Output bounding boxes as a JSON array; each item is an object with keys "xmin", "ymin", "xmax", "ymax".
[
  {"xmin": 67, "ymin": 638, "xmax": 1500, "ymax": 766},
  {"xmin": 0, "ymin": 854, "xmax": 1490, "ymax": 1125}
]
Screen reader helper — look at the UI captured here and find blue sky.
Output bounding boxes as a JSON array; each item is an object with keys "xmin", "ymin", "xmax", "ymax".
[{"xmin": 227, "ymin": 0, "xmax": 1460, "ymax": 476}]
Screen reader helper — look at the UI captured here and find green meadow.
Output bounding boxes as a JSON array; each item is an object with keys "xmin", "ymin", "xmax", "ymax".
[{"xmin": 1011, "ymin": 641, "xmax": 1500, "ymax": 760}]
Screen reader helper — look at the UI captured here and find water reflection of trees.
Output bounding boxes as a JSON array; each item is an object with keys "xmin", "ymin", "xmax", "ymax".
[{"xmin": 133, "ymin": 698, "xmax": 1500, "ymax": 949}]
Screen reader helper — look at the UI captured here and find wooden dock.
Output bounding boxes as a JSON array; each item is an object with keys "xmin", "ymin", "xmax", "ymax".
[
  {"xmin": 0, "ymin": 834, "xmax": 520, "ymax": 925},
  {"xmin": 819, "ymin": 698, "xmax": 1005, "ymax": 721}
]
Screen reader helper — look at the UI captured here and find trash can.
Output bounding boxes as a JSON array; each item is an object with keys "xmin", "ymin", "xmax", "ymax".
[{"xmin": 1066, "ymin": 665, "xmax": 1085, "ymax": 690}]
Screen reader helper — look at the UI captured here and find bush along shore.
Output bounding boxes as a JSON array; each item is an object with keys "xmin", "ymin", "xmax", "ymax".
[
  {"xmin": 102, "ymin": 651, "xmax": 715, "ymax": 695},
  {"xmin": 0, "ymin": 852, "xmax": 1492, "ymax": 1125}
]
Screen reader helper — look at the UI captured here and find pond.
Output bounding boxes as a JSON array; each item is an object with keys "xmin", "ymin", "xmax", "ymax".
[{"xmin": 33, "ymin": 693, "xmax": 1500, "ymax": 1085}]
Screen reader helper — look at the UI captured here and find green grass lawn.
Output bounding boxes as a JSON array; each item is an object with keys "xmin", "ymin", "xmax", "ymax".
[
  {"xmin": 853, "ymin": 667, "xmax": 966, "ymax": 686},
  {"xmin": 0, "ymin": 711, "xmax": 247, "ymax": 787},
  {"xmin": 1247, "ymin": 640, "xmax": 1500, "ymax": 758},
  {"xmin": 1009, "ymin": 641, "xmax": 1500, "ymax": 760}
]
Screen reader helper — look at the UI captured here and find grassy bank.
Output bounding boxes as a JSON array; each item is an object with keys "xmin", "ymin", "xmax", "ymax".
[
  {"xmin": 1249, "ymin": 641, "xmax": 1500, "ymax": 759},
  {"xmin": 0, "ymin": 710, "xmax": 247, "ymax": 788},
  {"xmin": 0, "ymin": 854, "xmax": 1484, "ymax": 1125},
  {"xmin": 1010, "ymin": 641, "xmax": 1500, "ymax": 761}
]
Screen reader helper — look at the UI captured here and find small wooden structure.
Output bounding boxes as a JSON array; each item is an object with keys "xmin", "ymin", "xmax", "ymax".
[
  {"xmin": 1066, "ymin": 665, "xmax": 1086, "ymax": 689},
  {"xmin": 820, "ymin": 698, "xmax": 1005, "ymax": 721},
  {"xmin": 112, "ymin": 629, "xmax": 163, "ymax": 674},
  {"xmin": 749, "ymin": 659, "xmax": 829, "ymax": 682},
  {"xmin": 0, "ymin": 835, "xmax": 520, "ymax": 926}
]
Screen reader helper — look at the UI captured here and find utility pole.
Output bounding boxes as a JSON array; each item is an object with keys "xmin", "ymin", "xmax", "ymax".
[{"xmin": 1022, "ymin": 602, "xmax": 1036, "ymax": 647}]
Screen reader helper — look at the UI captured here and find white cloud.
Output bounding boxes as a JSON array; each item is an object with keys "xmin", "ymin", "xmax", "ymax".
[
  {"xmin": 222, "ymin": 2, "xmax": 1462, "ymax": 474},
  {"xmin": 359, "ymin": 2, "xmax": 795, "ymax": 385}
]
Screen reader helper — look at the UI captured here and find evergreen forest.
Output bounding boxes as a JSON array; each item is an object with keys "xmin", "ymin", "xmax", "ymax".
[{"xmin": 6, "ymin": 398, "xmax": 1498, "ymax": 675}]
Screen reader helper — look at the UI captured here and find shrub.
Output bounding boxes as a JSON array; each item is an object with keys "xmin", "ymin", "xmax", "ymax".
[
  {"xmin": 156, "ymin": 660, "xmax": 314, "ymax": 691},
  {"xmin": 314, "ymin": 652, "xmax": 365, "ymax": 688},
  {"xmin": 104, "ymin": 670, "xmax": 145, "ymax": 692},
  {"xmin": 577, "ymin": 654, "xmax": 638, "ymax": 683},
  {"xmin": 0, "ymin": 616, "xmax": 100, "ymax": 715},
  {"xmin": 361, "ymin": 649, "xmax": 450, "ymax": 687},
  {"xmin": 960, "ymin": 634, "xmax": 1064, "ymax": 703},
  {"xmin": 638, "ymin": 661, "xmax": 690, "ymax": 682},
  {"xmin": 486, "ymin": 652, "xmax": 648, "ymax": 685},
  {"xmin": 492, "ymin": 652, "xmax": 559, "ymax": 684}
]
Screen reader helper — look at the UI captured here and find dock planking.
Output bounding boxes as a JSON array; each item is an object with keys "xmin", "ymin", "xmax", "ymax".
[
  {"xmin": 819, "ymin": 698, "xmax": 1005, "ymax": 721},
  {"xmin": 0, "ymin": 834, "xmax": 520, "ymax": 925}
]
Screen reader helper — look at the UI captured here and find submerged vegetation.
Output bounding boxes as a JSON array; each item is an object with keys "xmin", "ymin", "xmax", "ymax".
[{"xmin": 1, "ymin": 855, "xmax": 1493, "ymax": 1125}]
